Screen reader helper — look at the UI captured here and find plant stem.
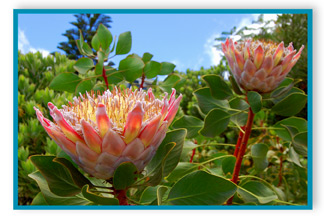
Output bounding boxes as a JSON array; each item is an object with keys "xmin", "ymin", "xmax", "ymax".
[
  {"xmin": 227, "ymin": 107, "xmax": 255, "ymax": 205},
  {"xmin": 115, "ymin": 189, "xmax": 129, "ymax": 205},
  {"xmin": 102, "ymin": 67, "xmax": 109, "ymax": 90},
  {"xmin": 277, "ymin": 136, "xmax": 284, "ymax": 187},
  {"xmin": 189, "ymin": 148, "xmax": 196, "ymax": 163},
  {"xmin": 233, "ymin": 126, "xmax": 246, "ymax": 158},
  {"xmin": 140, "ymin": 74, "xmax": 145, "ymax": 89}
]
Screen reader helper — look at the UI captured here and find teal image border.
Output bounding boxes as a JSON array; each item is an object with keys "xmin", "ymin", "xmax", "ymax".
[{"xmin": 13, "ymin": 8, "xmax": 313, "ymax": 210}]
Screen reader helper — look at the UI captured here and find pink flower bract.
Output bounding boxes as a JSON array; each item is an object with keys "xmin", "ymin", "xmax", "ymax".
[
  {"xmin": 34, "ymin": 87, "xmax": 182, "ymax": 179},
  {"xmin": 222, "ymin": 38, "xmax": 304, "ymax": 93}
]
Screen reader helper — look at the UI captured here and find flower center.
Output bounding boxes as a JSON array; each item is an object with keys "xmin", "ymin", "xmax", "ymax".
[{"xmin": 60, "ymin": 88, "xmax": 163, "ymax": 134}]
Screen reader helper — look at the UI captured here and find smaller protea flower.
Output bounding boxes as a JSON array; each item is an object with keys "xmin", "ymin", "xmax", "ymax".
[
  {"xmin": 34, "ymin": 88, "xmax": 182, "ymax": 180},
  {"xmin": 221, "ymin": 38, "xmax": 304, "ymax": 93}
]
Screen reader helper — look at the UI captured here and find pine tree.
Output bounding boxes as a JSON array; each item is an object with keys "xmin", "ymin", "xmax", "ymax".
[{"xmin": 58, "ymin": 14, "xmax": 112, "ymax": 60}]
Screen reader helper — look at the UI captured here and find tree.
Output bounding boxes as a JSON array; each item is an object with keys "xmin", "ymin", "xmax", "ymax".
[{"xmin": 57, "ymin": 14, "xmax": 112, "ymax": 60}]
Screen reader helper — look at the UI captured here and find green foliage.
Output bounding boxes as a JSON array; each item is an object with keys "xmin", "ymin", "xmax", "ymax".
[
  {"xmin": 19, "ymin": 15, "xmax": 309, "ymax": 207},
  {"xmin": 18, "ymin": 51, "xmax": 75, "ymax": 205},
  {"xmin": 58, "ymin": 14, "xmax": 112, "ymax": 60}
]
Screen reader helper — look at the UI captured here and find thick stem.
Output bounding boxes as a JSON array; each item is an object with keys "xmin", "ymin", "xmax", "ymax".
[
  {"xmin": 102, "ymin": 67, "xmax": 109, "ymax": 90},
  {"xmin": 277, "ymin": 136, "xmax": 283, "ymax": 187},
  {"xmin": 189, "ymin": 148, "xmax": 196, "ymax": 163},
  {"xmin": 233, "ymin": 126, "xmax": 246, "ymax": 158},
  {"xmin": 140, "ymin": 74, "xmax": 145, "ymax": 89},
  {"xmin": 227, "ymin": 107, "xmax": 255, "ymax": 205},
  {"xmin": 116, "ymin": 189, "xmax": 128, "ymax": 205}
]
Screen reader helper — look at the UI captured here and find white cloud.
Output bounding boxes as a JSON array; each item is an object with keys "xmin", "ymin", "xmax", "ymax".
[
  {"xmin": 18, "ymin": 28, "xmax": 50, "ymax": 57},
  {"xmin": 204, "ymin": 33, "xmax": 223, "ymax": 66},
  {"xmin": 204, "ymin": 14, "xmax": 279, "ymax": 66}
]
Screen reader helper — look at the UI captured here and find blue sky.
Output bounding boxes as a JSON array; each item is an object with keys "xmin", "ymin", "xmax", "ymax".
[{"xmin": 18, "ymin": 13, "xmax": 277, "ymax": 72}]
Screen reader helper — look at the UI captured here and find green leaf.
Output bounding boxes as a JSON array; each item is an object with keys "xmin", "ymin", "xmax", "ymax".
[
  {"xmin": 142, "ymin": 52, "xmax": 153, "ymax": 63},
  {"xmin": 166, "ymin": 162, "xmax": 198, "ymax": 183},
  {"xmin": 271, "ymin": 87, "xmax": 304, "ymax": 104},
  {"xmin": 74, "ymin": 58, "xmax": 94, "ymax": 74},
  {"xmin": 272, "ymin": 93, "xmax": 307, "ymax": 116},
  {"xmin": 144, "ymin": 61, "xmax": 161, "ymax": 79},
  {"xmin": 273, "ymin": 117, "xmax": 307, "ymax": 141},
  {"xmin": 251, "ymin": 143, "xmax": 269, "ymax": 171},
  {"xmin": 139, "ymin": 186, "xmax": 159, "ymax": 204},
  {"xmin": 202, "ymin": 75, "xmax": 232, "ymax": 100},
  {"xmin": 29, "ymin": 171, "xmax": 91, "ymax": 205},
  {"xmin": 160, "ymin": 129, "xmax": 186, "ymax": 177},
  {"xmin": 81, "ymin": 185, "xmax": 119, "ymax": 205},
  {"xmin": 97, "ymin": 24, "xmax": 113, "ymax": 51},
  {"xmin": 105, "ymin": 67, "xmax": 124, "ymax": 84},
  {"xmin": 172, "ymin": 115, "xmax": 204, "ymax": 138},
  {"xmin": 119, "ymin": 57, "xmax": 145, "ymax": 82},
  {"xmin": 146, "ymin": 129, "xmax": 186, "ymax": 185},
  {"xmin": 237, "ymin": 181, "xmax": 278, "ymax": 204},
  {"xmin": 145, "ymin": 142, "xmax": 176, "ymax": 186},
  {"xmin": 75, "ymin": 79, "xmax": 94, "ymax": 95},
  {"xmin": 159, "ymin": 62, "xmax": 176, "ymax": 75},
  {"xmin": 157, "ymin": 186, "xmax": 168, "ymax": 205},
  {"xmin": 271, "ymin": 81, "xmax": 295, "ymax": 99},
  {"xmin": 159, "ymin": 74, "xmax": 181, "ymax": 93},
  {"xmin": 95, "ymin": 51, "xmax": 105, "ymax": 75},
  {"xmin": 91, "ymin": 33, "xmax": 100, "ymax": 51},
  {"xmin": 113, "ymin": 162, "xmax": 138, "ymax": 190},
  {"xmin": 167, "ymin": 170, "xmax": 237, "ymax": 205},
  {"xmin": 199, "ymin": 108, "xmax": 231, "ymax": 138},
  {"xmin": 229, "ymin": 75, "xmax": 244, "ymax": 95},
  {"xmin": 288, "ymin": 146, "xmax": 302, "ymax": 167},
  {"xmin": 247, "ymin": 91, "xmax": 262, "ymax": 113},
  {"xmin": 30, "ymin": 156, "xmax": 82, "ymax": 196},
  {"xmin": 222, "ymin": 156, "xmax": 236, "ymax": 175},
  {"xmin": 49, "ymin": 72, "xmax": 81, "ymax": 93},
  {"xmin": 115, "ymin": 31, "xmax": 132, "ymax": 55},
  {"xmin": 52, "ymin": 157, "xmax": 93, "ymax": 189},
  {"xmin": 193, "ymin": 87, "xmax": 230, "ymax": 114},
  {"xmin": 292, "ymin": 132, "xmax": 307, "ymax": 156},
  {"xmin": 82, "ymin": 42, "xmax": 94, "ymax": 56},
  {"xmin": 229, "ymin": 98, "xmax": 249, "ymax": 126},
  {"xmin": 31, "ymin": 192, "xmax": 47, "ymax": 205}
]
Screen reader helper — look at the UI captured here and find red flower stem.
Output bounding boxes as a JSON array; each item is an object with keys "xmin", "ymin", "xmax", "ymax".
[
  {"xmin": 190, "ymin": 139, "xmax": 198, "ymax": 163},
  {"xmin": 277, "ymin": 136, "xmax": 283, "ymax": 187},
  {"xmin": 102, "ymin": 67, "xmax": 109, "ymax": 90},
  {"xmin": 189, "ymin": 148, "xmax": 196, "ymax": 163},
  {"xmin": 227, "ymin": 107, "xmax": 255, "ymax": 205},
  {"xmin": 116, "ymin": 189, "xmax": 128, "ymax": 205},
  {"xmin": 233, "ymin": 126, "xmax": 246, "ymax": 158},
  {"xmin": 140, "ymin": 74, "xmax": 145, "ymax": 89}
]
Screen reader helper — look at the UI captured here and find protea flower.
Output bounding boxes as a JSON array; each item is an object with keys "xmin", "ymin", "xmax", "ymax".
[
  {"xmin": 221, "ymin": 38, "xmax": 304, "ymax": 93},
  {"xmin": 34, "ymin": 88, "xmax": 182, "ymax": 180}
]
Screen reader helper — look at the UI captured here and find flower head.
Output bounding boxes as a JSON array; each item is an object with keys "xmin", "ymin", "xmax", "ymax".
[
  {"xmin": 221, "ymin": 38, "xmax": 304, "ymax": 93},
  {"xmin": 34, "ymin": 87, "xmax": 182, "ymax": 179}
]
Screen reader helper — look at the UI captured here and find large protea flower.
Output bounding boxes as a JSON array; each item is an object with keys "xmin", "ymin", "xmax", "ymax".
[
  {"xmin": 34, "ymin": 88, "xmax": 182, "ymax": 180},
  {"xmin": 221, "ymin": 38, "xmax": 304, "ymax": 93}
]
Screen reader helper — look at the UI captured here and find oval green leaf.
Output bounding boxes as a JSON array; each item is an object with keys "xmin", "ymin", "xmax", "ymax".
[
  {"xmin": 247, "ymin": 91, "xmax": 262, "ymax": 114},
  {"xmin": 119, "ymin": 57, "xmax": 145, "ymax": 83},
  {"xmin": 113, "ymin": 162, "xmax": 138, "ymax": 190},
  {"xmin": 199, "ymin": 108, "xmax": 231, "ymax": 138},
  {"xmin": 49, "ymin": 72, "xmax": 81, "ymax": 93},
  {"xmin": 272, "ymin": 93, "xmax": 307, "ymax": 116},
  {"xmin": 193, "ymin": 87, "xmax": 230, "ymax": 114},
  {"xmin": 115, "ymin": 31, "xmax": 132, "ymax": 55},
  {"xmin": 159, "ymin": 62, "xmax": 175, "ymax": 75},
  {"xmin": 251, "ymin": 143, "xmax": 269, "ymax": 171},
  {"xmin": 74, "ymin": 58, "xmax": 94, "ymax": 74},
  {"xmin": 202, "ymin": 75, "xmax": 232, "ymax": 100},
  {"xmin": 172, "ymin": 115, "xmax": 204, "ymax": 138},
  {"xmin": 168, "ymin": 170, "xmax": 237, "ymax": 205}
]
